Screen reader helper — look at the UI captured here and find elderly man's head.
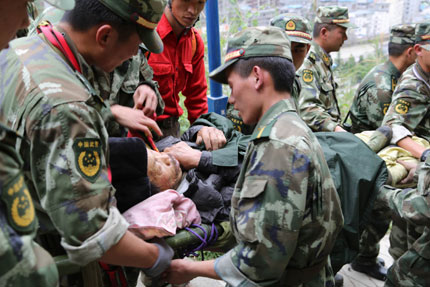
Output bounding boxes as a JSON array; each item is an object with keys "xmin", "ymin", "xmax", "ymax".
[{"xmin": 147, "ymin": 149, "xmax": 183, "ymax": 191}]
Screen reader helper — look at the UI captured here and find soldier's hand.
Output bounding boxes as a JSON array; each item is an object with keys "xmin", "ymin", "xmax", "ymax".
[
  {"xmin": 142, "ymin": 237, "xmax": 174, "ymax": 278},
  {"xmin": 133, "ymin": 84, "xmax": 158, "ymax": 117},
  {"xmin": 334, "ymin": 125, "xmax": 347, "ymax": 132},
  {"xmin": 163, "ymin": 259, "xmax": 196, "ymax": 285},
  {"xmin": 196, "ymin": 127, "xmax": 227, "ymax": 151},
  {"xmin": 165, "ymin": 142, "xmax": 202, "ymax": 170},
  {"xmin": 397, "ymin": 160, "xmax": 418, "ymax": 184},
  {"xmin": 110, "ymin": 105, "xmax": 162, "ymax": 137}
]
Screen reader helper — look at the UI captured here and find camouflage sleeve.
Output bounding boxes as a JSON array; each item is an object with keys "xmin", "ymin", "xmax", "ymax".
[
  {"xmin": 26, "ymin": 101, "xmax": 128, "ymax": 265},
  {"xmin": 382, "ymin": 84, "xmax": 428, "ymax": 142},
  {"xmin": 0, "ymin": 125, "xmax": 59, "ymax": 286},
  {"xmin": 364, "ymin": 86, "xmax": 392, "ymax": 129},
  {"xmin": 215, "ymin": 141, "xmax": 308, "ymax": 285},
  {"xmin": 297, "ymin": 69, "xmax": 339, "ymax": 132},
  {"xmin": 378, "ymin": 157, "xmax": 430, "ymax": 226}
]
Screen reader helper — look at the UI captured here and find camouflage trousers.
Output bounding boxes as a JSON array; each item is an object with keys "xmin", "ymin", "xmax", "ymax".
[
  {"xmin": 385, "ymin": 229, "xmax": 430, "ymax": 287},
  {"xmin": 389, "ymin": 215, "xmax": 408, "ymax": 260},
  {"xmin": 356, "ymin": 201, "xmax": 391, "ymax": 264}
]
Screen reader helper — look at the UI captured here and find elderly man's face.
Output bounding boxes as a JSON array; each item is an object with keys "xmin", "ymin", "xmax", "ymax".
[{"xmin": 147, "ymin": 149, "xmax": 182, "ymax": 191}]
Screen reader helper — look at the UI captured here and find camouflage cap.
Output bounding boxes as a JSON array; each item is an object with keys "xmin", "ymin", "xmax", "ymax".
[
  {"xmin": 98, "ymin": 0, "xmax": 166, "ymax": 53},
  {"xmin": 315, "ymin": 6, "xmax": 354, "ymax": 29},
  {"xmin": 44, "ymin": 0, "xmax": 75, "ymax": 10},
  {"xmin": 390, "ymin": 24, "xmax": 416, "ymax": 45},
  {"xmin": 415, "ymin": 22, "xmax": 430, "ymax": 50},
  {"xmin": 209, "ymin": 26, "xmax": 292, "ymax": 84},
  {"xmin": 270, "ymin": 13, "xmax": 312, "ymax": 44}
]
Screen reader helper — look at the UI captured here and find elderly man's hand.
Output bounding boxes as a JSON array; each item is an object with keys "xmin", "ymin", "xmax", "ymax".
[
  {"xmin": 110, "ymin": 105, "xmax": 162, "ymax": 137},
  {"xmin": 398, "ymin": 159, "xmax": 418, "ymax": 185},
  {"xmin": 133, "ymin": 84, "xmax": 158, "ymax": 117},
  {"xmin": 165, "ymin": 142, "xmax": 202, "ymax": 170},
  {"xmin": 196, "ymin": 127, "xmax": 227, "ymax": 151}
]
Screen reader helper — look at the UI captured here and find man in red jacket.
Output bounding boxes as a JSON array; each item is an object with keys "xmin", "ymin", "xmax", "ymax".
[{"xmin": 148, "ymin": 0, "xmax": 208, "ymax": 138}]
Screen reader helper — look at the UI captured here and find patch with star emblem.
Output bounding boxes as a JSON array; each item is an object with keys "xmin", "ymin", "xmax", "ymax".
[
  {"xmin": 73, "ymin": 138, "xmax": 102, "ymax": 182},
  {"xmin": 302, "ymin": 69, "xmax": 313, "ymax": 83},
  {"xmin": 1, "ymin": 174, "xmax": 36, "ymax": 233},
  {"xmin": 286, "ymin": 20, "xmax": 296, "ymax": 31}
]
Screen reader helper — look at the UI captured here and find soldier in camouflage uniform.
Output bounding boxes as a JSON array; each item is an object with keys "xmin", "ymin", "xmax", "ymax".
[
  {"xmin": 226, "ymin": 14, "xmax": 313, "ymax": 135},
  {"xmin": 0, "ymin": 0, "xmax": 174, "ymax": 284},
  {"xmin": 381, "ymin": 23, "xmax": 430, "ymax": 161},
  {"xmin": 165, "ymin": 26, "xmax": 344, "ymax": 287},
  {"xmin": 348, "ymin": 24, "xmax": 417, "ymax": 281},
  {"xmin": 349, "ymin": 24, "xmax": 417, "ymax": 133},
  {"xmin": 0, "ymin": 0, "xmax": 75, "ymax": 286},
  {"xmin": 375, "ymin": 158, "xmax": 430, "ymax": 287},
  {"xmin": 297, "ymin": 6, "xmax": 353, "ymax": 132}
]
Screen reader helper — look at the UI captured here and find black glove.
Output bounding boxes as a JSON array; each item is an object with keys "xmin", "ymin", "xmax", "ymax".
[
  {"xmin": 142, "ymin": 237, "xmax": 174, "ymax": 278},
  {"xmin": 420, "ymin": 149, "xmax": 430, "ymax": 162}
]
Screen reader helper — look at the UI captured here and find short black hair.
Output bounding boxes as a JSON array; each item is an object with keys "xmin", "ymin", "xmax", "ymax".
[
  {"xmin": 232, "ymin": 56, "xmax": 295, "ymax": 93},
  {"xmin": 388, "ymin": 42, "xmax": 413, "ymax": 57},
  {"xmin": 62, "ymin": 0, "xmax": 136, "ymax": 41},
  {"xmin": 313, "ymin": 22, "xmax": 337, "ymax": 38}
]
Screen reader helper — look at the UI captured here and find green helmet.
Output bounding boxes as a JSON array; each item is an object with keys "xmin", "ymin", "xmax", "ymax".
[{"xmin": 270, "ymin": 13, "xmax": 312, "ymax": 44}]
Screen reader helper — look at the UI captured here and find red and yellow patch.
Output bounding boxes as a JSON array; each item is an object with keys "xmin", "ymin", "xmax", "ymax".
[{"xmin": 286, "ymin": 20, "xmax": 296, "ymax": 31}]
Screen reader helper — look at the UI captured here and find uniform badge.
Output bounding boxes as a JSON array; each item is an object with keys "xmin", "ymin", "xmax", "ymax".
[
  {"xmin": 286, "ymin": 20, "xmax": 296, "ymax": 31},
  {"xmin": 302, "ymin": 69, "xmax": 313, "ymax": 83},
  {"xmin": 391, "ymin": 77, "xmax": 397, "ymax": 91},
  {"xmin": 394, "ymin": 99, "xmax": 410, "ymax": 114},
  {"xmin": 73, "ymin": 138, "xmax": 102, "ymax": 182},
  {"xmin": 1, "ymin": 175, "xmax": 36, "ymax": 233},
  {"xmin": 322, "ymin": 54, "xmax": 330, "ymax": 65}
]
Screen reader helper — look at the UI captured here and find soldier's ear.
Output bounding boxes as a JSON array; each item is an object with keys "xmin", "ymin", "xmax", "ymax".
[{"xmin": 95, "ymin": 24, "xmax": 116, "ymax": 49}]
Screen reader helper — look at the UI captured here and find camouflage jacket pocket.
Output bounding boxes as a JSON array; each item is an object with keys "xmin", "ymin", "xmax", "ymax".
[
  {"xmin": 233, "ymin": 178, "xmax": 267, "ymax": 243},
  {"xmin": 321, "ymin": 82, "xmax": 334, "ymax": 94}
]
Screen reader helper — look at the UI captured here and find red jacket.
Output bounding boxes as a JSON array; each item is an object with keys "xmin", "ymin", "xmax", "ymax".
[{"xmin": 149, "ymin": 14, "xmax": 208, "ymax": 123}]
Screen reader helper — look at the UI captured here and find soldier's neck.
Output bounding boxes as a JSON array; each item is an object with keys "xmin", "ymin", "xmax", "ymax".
[{"xmin": 390, "ymin": 55, "xmax": 410, "ymax": 74}]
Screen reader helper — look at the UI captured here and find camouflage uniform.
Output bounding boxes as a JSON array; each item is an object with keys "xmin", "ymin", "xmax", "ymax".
[
  {"xmin": 210, "ymin": 27, "xmax": 344, "ymax": 287},
  {"xmin": 376, "ymin": 157, "xmax": 430, "ymax": 287},
  {"xmin": 382, "ymin": 23, "xmax": 430, "ymax": 143},
  {"xmin": 1, "ymin": 1, "xmax": 76, "ymax": 286},
  {"xmin": 297, "ymin": 6, "xmax": 353, "ymax": 132},
  {"xmin": 0, "ymin": 0, "xmax": 166, "ymax": 274},
  {"xmin": 350, "ymin": 24, "xmax": 416, "ymax": 133},
  {"xmin": 0, "ymin": 122, "xmax": 59, "ymax": 287},
  {"xmin": 270, "ymin": 13, "xmax": 311, "ymax": 106}
]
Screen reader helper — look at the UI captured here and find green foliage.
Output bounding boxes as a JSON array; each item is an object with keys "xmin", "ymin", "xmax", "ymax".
[{"xmin": 334, "ymin": 38, "xmax": 385, "ymax": 119}]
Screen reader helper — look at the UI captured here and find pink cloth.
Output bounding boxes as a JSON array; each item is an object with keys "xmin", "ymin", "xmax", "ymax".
[{"xmin": 122, "ymin": 189, "xmax": 201, "ymax": 240}]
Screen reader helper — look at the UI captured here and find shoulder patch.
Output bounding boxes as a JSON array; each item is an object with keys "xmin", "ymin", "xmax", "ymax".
[
  {"xmin": 308, "ymin": 52, "xmax": 316, "ymax": 63},
  {"xmin": 394, "ymin": 99, "xmax": 410, "ymax": 115},
  {"xmin": 302, "ymin": 69, "xmax": 313, "ymax": 83},
  {"xmin": 73, "ymin": 138, "xmax": 102, "ymax": 182},
  {"xmin": 1, "ymin": 174, "xmax": 36, "ymax": 233}
]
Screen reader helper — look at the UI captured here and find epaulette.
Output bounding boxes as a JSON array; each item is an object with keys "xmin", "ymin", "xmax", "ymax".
[
  {"xmin": 308, "ymin": 52, "xmax": 316, "ymax": 64},
  {"xmin": 250, "ymin": 119, "xmax": 277, "ymax": 141}
]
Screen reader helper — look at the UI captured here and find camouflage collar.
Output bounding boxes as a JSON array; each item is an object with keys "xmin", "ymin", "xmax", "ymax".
[
  {"xmin": 312, "ymin": 43, "xmax": 332, "ymax": 67},
  {"xmin": 415, "ymin": 62, "xmax": 430, "ymax": 87},
  {"xmin": 386, "ymin": 60, "xmax": 401, "ymax": 79},
  {"xmin": 251, "ymin": 98, "xmax": 297, "ymax": 141}
]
